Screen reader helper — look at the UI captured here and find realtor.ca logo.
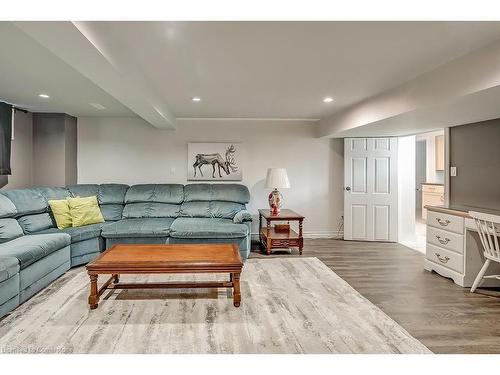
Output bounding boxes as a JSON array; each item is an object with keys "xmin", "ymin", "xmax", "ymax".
[{"xmin": 0, "ymin": 345, "xmax": 72, "ymax": 354}]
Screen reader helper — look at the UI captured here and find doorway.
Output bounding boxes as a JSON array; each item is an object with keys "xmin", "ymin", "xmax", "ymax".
[{"xmin": 398, "ymin": 130, "xmax": 445, "ymax": 253}]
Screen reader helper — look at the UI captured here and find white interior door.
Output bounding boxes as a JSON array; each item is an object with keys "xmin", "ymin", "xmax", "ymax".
[{"xmin": 344, "ymin": 138, "xmax": 398, "ymax": 242}]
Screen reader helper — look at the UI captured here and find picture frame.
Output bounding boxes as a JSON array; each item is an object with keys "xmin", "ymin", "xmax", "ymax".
[{"xmin": 187, "ymin": 142, "xmax": 242, "ymax": 181}]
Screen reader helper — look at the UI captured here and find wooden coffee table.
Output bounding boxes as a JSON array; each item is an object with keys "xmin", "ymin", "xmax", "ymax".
[{"xmin": 86, "ymin": 243, "xmax": 243, "ymax": 309}]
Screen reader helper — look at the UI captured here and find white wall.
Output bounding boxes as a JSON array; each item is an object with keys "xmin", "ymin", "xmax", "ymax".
[
  {"xmin": 77, "ymin": 117, "xmax": 344, "ymax": 236},
  {"xmin": 2, "ymin": 110, "xmax": 33, "ymax": 190},
  {"xmin": 397, "ymin": 135, "xmax": 416, "ymax": 243}
]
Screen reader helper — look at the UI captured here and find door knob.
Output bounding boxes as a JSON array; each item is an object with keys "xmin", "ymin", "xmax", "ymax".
[{"xmin": 345, "ymin": 186, "xmax": 351, "ymax": 191}]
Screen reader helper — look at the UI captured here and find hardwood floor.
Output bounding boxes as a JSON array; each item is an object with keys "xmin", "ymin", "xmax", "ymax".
[{"xmin": 249, "ymin": 239, "xmax": 500, "ymax": 354}]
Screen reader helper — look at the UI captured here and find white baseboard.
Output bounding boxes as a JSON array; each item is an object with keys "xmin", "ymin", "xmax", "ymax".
[
  {"xmin": 303, "ymin": 231, "xmax": 344, "ymax": 239},
  {"xmin": 251, "ymin": 231, "xmax": 343, "ymax": 241}
]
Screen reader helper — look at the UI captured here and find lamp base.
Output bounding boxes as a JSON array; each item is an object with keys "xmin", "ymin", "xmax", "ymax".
[{"xmin": 268, "ymin": 189, "xmax": 283, "ymax": 215}]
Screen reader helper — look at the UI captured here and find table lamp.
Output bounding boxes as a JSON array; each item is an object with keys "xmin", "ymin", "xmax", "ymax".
[{"xmin": 265, "ymin": 168, "xmax": 290, "ymax": 215}]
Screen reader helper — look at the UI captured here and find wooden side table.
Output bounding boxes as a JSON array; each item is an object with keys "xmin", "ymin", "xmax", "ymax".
[{"xmin": 258, "ymin": 209, "xmax": 304, "ymax": 256}]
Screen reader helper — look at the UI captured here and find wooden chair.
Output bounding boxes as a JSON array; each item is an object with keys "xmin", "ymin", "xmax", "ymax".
[{"xmin": 469, "ymin": 211, "xmax": 500, "ymax": 293}]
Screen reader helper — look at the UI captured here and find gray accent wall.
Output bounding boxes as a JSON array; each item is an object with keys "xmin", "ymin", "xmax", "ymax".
[
  {"xmin": 33, "ymin": 113, "xmax": 77, "ymax": 187},
  {"xmin": 449, "ymin": 118, "xmax": 500, "ymax": 210},
  {"xmin": 2, "ymin": 110, "xmax": 33, "ymax": 190},
  {"xmin": 64, "ymin": 115, "xmax": 78, "ymax": 186}
]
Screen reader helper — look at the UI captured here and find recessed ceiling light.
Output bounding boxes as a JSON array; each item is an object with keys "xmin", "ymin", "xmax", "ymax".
[
  {"xmin": 38, "ymin": 93, "xmax": 50, "ymax": 99},
  {"xmin": 192, "ymin": 97, "xmax": 201, "ymax": 102},
  {"xmin": 89, "ymin": 102, "xmax": 106, "ymax": 110},
  {"xmin": 323, "ymin": 97, "xmax": 334, "ymax": 103}
]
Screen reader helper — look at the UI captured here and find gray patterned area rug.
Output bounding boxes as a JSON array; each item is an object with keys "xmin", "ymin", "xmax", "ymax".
[{"xmin": 0, "ymin": 257, "xmax": 430, "ymax": 354}]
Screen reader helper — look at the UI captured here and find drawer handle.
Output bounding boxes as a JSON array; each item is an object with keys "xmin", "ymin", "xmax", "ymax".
[
  {"xmin": 436, "ymin": 218, "xmax": 450, "ymax": 227},
  {"xmin": 436, "ymin": 235, "xmax": 450, "ymax": 245},
  {"xmin": 435, "ymin": 253, "xmax": 450, "ymax": 264}
]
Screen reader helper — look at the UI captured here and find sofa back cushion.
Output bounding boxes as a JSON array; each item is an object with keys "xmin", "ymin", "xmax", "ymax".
[
  {"xmin": 67, "ymin": 184, "xmax": 129, "ymax": 221},
  {"xmin": 122, "ymin": 202, "xmax": 181, "ymax": 219},
  {"xmin": 184, "ymin": 184, "xmax": 250, "ymax": 204},
  {"xmin": 2, "ymin": 188, "xmax": 47, "ymax": 217},
  {"xmin": 100, "ymin": 204, "xmax": 124, "ymax": 221},
  {"xmin": 97, "ymin": 184, "xmax": 129, "ymax": 221},
  {"xmin": 37, "ymin": 187, "xmax": 71, "ymax": 201},
  {"xmin": 67, "ymin": 184, "xmax": 99, "ymax": 199},
  {"xmin": 98, "ymin": 184, "xmax": 129, "ymax": 204},
  {"xmin": 3, "ymin": 188, "xmax": 73, "ymax": 233},
  {"xmin": 0, "ymin": 218, "xmax": 24, "ymax": 243},
  {"xmin": 0, "ymin": 194, "xmax": 17, "ymax": 218},
  {"xmin": 17, "ymin": 213, "xmax": 54, "ymax": 234},
  {"xmin": 181, "ymin": 184, "xmax": 249, "ymax": 219},
  {"xmin": 122, "ymin": 184, "xmax": 183, "ymax": 219},
  {"xmin": 180, "ymin": 201, "xmax": 245, "ymax": 219},
  {"xmin": 125, "ymin": 184, "xmax": 184, "ymax": 204},
  {"xmin": 36, "ymin": 187, "xmax": 72, "ymax": 229}
]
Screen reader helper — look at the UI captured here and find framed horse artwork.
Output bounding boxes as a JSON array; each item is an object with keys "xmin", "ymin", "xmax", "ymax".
[{"xmin": 187, "ymin": 142, "xmax": 242, "ymax": 181}]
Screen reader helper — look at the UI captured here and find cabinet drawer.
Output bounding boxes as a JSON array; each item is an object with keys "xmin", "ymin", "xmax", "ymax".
[
  {"xmin": 426, "ymin": 243, "xmax": 463, "ymax": 274},
  {"xmin": 422, "ymin": 184, "xmax": 444, "ymax": 193},
  {"xmin": 427, "ymin": 210, "xmax": 464, "ymax": 234},
  {"xmin": 427, "ymin": 226, "xmax": 464, "ymax": 254}
]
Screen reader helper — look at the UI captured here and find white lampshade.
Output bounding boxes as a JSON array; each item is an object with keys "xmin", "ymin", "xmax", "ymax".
[{"xmin": 265, "ymin": 168, "xmax": 290, "ymax": 189}]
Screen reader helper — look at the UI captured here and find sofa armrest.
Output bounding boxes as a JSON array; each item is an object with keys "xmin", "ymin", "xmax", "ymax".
[{"xmin": 233, "ymin": 210, "xmax": 253, "ymax": 224}]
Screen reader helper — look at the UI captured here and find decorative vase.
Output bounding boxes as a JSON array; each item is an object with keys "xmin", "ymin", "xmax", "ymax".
[{"xmin": 268, "ymin": 188, "xmax": 283, "ymax": 215}]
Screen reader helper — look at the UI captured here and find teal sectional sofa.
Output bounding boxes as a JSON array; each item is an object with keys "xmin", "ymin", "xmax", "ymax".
[{"xmin": 0, "ymin": 183, "xmax": 252, "ymax": 319}]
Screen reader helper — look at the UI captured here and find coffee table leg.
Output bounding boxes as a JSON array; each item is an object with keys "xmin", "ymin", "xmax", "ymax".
[
  {"xmin": 233, "ymin": 273, "xmax": 241, "ymax": 307},
  {"xmin": 113, "ymin": 274, "xmax": 120, "ymax": 283},
  {"xmin": 88, "ymin": 274, "xmax": 99, "ymax": 309}
]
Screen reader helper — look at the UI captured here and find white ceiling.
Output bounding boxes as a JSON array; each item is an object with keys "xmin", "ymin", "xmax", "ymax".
[
  {"xmin": 72, "ymin": 21, "xmax": 500, "ymax": 119},
  {"xmin": 0, "ymin": 22, "xmax": 134, "ymax": 117},
  {"xmin": 2, "ymin": 21, "xmax": 500, "ymax": 126}
]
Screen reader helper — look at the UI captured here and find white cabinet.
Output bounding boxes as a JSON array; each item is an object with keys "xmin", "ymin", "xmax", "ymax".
[
  {"xmin": 421, "ymin": 184, "xmax": 444, "ymax": 220},
  {"xmin": 424, "ymin": 206, "xmax": 500, "ymax": 287}
]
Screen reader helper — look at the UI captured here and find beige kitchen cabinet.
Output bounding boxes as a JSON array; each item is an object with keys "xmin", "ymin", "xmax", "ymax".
[{"xmin": 422, "ymin": 184, "xmax": 444, "ymax": 220}]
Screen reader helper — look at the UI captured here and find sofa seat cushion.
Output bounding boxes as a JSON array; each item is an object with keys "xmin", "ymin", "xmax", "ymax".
[
  {"xmin": 170, "ymin": 218, "xmax": 249, "ymax": 239},
  {"xmin": 37, "ymin": 223, "xmax": 104, "ymax": 243},
  {"xmin": 0, "ymin": 257, "xmax": 19, "ymax": 283},
  {"xmin": 0, "ymin": 233, "xmax": 71, "ymax": 270},
  {"xmin": 101, "ymin": 218, "xmax": 174, "ymax": 238}
]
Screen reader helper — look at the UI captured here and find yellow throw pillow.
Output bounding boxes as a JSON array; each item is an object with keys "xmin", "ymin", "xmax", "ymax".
[
  {"xmin": 67, "ymin": 196, "xmax": 105, "ymax": 227},
  {"xmin": 48, "ymin": 199, "xmax": 73, "ymax": 229}
]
